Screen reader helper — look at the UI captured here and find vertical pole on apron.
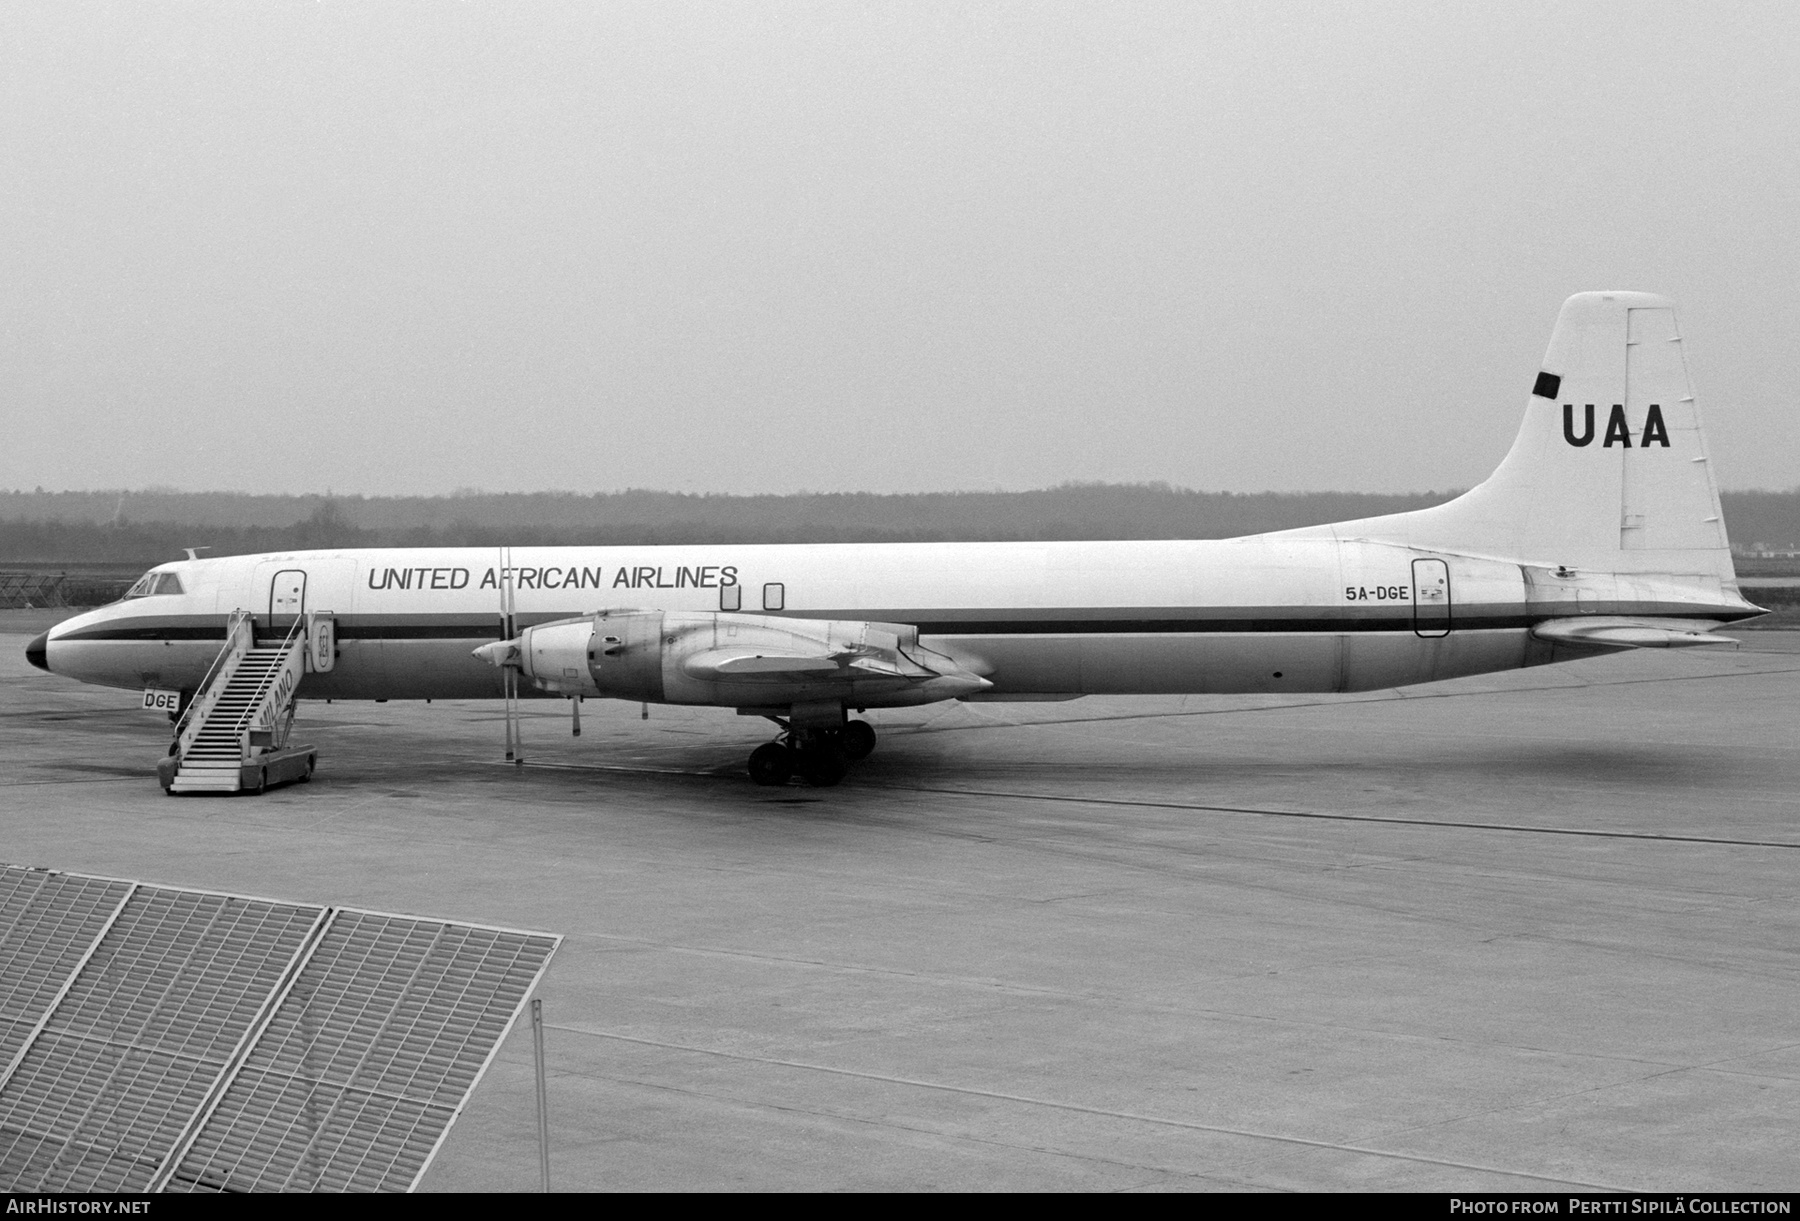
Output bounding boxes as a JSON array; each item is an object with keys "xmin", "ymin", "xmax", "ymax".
[
  {"xmin": 501, "ymin": 545, "xmax": 522, "ymax": 764},
  {"xmin": 532, "ymin": 997, "xmax": 550, "ymax": 1192}
]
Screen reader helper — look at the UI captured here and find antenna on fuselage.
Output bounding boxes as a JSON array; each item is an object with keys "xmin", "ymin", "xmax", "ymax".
[{"xmin": 182, "ymin": 547, "xmax": 212, "ymax": 561}]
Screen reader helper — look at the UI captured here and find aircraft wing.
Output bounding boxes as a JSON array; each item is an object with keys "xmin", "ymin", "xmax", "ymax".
[{"xmin": 1530, "ymin": 617, "xmax": 1737, "ymax": 649}]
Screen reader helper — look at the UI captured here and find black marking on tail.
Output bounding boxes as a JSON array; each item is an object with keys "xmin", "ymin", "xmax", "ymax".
[
  {"xmin": 1533, "ymin": 371, "xmax": 1562, "ymax": 399},
  {"xmin": 1563, "ymin": 403, "xmax": 1595, "ymax": 446}
]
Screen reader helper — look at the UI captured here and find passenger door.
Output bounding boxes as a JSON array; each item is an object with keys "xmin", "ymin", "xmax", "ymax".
[
  {"xmin": 1412, "ymin": 559, "xmax": 1451, "ymax": 638},
  {"xmin": 269, "ymin": 569, "xmax": 307, "ymax": 632}
]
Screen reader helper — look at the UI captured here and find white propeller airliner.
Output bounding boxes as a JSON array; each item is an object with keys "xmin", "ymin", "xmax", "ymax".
[{"xmin": 27, "ymin": 293, "xmax": 1764, "ymax": 785}]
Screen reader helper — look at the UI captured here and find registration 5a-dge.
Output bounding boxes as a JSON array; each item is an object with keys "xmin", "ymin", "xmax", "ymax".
[{"xmin": 1344, "ymin": 583, "xmax": 1409, "ymax": 601}]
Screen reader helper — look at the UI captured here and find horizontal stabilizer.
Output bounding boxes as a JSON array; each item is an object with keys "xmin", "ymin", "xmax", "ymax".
[{"xmin": 1530, "ymin": 617, "xmax": 1736, "ymax": 649}]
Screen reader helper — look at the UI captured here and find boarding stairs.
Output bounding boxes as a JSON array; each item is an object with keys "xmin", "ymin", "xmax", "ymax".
[{"xmin": 162, "ymin": 611, "xmax": 318, "ymax": 794}]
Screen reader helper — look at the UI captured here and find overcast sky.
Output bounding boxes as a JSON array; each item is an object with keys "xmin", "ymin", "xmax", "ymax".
[{"xmin": 3, "ymin": 1, "xmax": 1797, "ymax": 496}]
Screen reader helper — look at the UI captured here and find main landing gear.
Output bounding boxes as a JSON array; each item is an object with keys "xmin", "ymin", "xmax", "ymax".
[{"xmin": 748, "ymin": 719, "xmax": 878, "ymax": 788}]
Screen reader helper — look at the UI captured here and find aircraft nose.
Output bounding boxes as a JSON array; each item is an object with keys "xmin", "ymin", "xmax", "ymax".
[{"xmin": 25, "ymin": 632, "xmax": 50, "ymax": 672}]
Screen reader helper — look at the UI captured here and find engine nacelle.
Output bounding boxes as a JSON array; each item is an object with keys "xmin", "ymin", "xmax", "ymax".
[
  {"xmin": 512, "ymin": 611, "xmax": 664, "ymax": 700},
  {"xmin": 485, "ymin": 608, "xmax": 988, "ymax": 712}
]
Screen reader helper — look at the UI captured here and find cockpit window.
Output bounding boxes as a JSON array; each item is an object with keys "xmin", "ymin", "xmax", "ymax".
[{"xmin": 123, "ymin": 571, "xmax": 184, "ymax": 599}]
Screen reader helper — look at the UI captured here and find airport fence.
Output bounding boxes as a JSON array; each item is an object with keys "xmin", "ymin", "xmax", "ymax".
[{"xmin": 0, "ymin": 569, "xmax": 135, "ymax": 609}]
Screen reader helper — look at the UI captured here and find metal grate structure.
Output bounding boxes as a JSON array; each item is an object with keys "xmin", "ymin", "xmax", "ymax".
[
  {"xmin": 0, "ymin": 869, "xmax": 134, "ymax": 1073},
  {"xmin": 0, "ymin": 865, "xmax": 559, "ymax": 1193},
  {"xmin": 0, "ymin": 571, "xmax": 66, "ymax": 609}
]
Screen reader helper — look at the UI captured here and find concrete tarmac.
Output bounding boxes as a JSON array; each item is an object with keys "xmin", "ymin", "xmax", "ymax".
[{"xmin": 4, "ymin": 624, "xmax": 1799, "ymax": 1192}]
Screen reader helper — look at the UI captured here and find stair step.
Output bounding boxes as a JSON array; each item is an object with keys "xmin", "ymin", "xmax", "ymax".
[
  {"xmin": 171, "ymin": 777, "xmax": 239, "ymax": 792},
  {"xmin": 173, "ymin": 761, "xmax": 240, "ymax": 784},
  {"xmin": 172, "ymin": 638, "xmax": 305, "ymax": 776}
]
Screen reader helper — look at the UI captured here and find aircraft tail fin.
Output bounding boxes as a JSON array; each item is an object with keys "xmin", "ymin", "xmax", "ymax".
[{"xmin": 1303, "ymin": 292, "xmax": 1739, "ymax": 583}]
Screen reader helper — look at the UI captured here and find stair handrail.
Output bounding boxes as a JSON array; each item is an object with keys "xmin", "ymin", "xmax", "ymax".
[
  {"xmin": 171, "ymin": 610, "xmax": 256, "ymax": 750},
  {"xmin": 220, "ymin": 616, "xmax": 309, "ymax": 754}
]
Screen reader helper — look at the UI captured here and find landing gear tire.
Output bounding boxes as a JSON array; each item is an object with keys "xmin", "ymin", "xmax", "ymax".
[
  {"xmin": 748, "ymin": 743, "xmax": 793, "ymax": 787},
  {"xmin": 797, "ymin": 741, "xmax": 848, "ymax": 788},
  {"xmin": 841, "ymin": 720, "xmax": 876, "ymax": 761}
]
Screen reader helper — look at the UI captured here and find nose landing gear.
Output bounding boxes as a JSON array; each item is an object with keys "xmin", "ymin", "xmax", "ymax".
[{"xmin": 747, "ymin": 720, "xmax": 877, "ymax": 787}]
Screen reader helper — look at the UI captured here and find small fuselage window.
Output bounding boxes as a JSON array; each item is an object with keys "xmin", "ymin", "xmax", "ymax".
[{"xmin": 123, "ymin": 571, "xmax": 185, "ymax": 599}]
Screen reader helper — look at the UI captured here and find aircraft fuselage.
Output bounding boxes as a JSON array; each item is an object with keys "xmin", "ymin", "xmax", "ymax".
[{"xmin": 40, "ymin": 536, "xmax": 1750, "ymax": 706}]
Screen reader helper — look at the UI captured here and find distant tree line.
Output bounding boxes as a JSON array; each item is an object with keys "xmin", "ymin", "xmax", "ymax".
[
  {"xmin": 0, "ymin": 487, "xmax": 1460, "ymax": 562},
  {"xmin": 1721, "ymin": 491, "xmax": 1800, "ymax": 551},
  {"xmin": 1, "ymin": 485, "xmax": 1796, "ymax": 566}
]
